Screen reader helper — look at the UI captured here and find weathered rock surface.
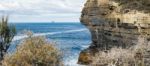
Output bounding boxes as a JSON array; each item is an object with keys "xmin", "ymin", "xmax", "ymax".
[{"xmin": 78, "ymin": 0, "xmax": 150, "ymax": 65}]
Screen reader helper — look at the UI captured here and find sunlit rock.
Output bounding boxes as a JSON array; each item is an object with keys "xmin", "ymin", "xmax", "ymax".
[{"xmin": 78, "ymin": 0, "xmax": 150, "ymax": 64}]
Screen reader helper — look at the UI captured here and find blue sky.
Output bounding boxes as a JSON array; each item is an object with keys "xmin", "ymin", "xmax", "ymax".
[{"xmin": 0, "ymin": 0, "xmax": 86, "ymax": 23}]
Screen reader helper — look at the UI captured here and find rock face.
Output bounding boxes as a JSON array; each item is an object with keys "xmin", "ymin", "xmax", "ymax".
[{"xmin": 78, "ymin": 0, "xmax": 150, "ymax": 64}]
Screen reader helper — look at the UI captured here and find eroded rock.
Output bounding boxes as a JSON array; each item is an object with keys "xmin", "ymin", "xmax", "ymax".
[{"xmin": 78, "ymin": 0, "xmax": 150, "ymax": 64}]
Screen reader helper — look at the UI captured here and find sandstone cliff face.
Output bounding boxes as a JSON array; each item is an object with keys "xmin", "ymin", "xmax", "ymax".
[{"xmin": 78, "ymin": 0, "xmax": 150, "ymax": 64}]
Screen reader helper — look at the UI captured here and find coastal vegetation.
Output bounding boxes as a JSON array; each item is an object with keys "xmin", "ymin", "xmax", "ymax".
[
  {"xmin": 91, "ymin": 36, "xmax": 150, "ymax": 66},
  {"xmin": 0, "ymin": 16, "xmax": 16, "ymax": 61},
  {"xmin": 2, "ymin": 33, "xmax": 63, "ymax": 66},
  {"xmin": 0, "ymin": 16, "xmax": 64, "ymax": 66}
]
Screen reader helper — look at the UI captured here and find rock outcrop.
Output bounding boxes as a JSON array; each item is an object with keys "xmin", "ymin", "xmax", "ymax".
[{"xmin": 78, "ymin": 0, "xmax": 150, "ymax": 65}]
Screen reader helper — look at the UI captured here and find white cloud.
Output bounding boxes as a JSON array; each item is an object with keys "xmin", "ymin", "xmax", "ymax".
[{"xmin": 0, "ymin": 0, "xmax": 86, "ymax": 22}]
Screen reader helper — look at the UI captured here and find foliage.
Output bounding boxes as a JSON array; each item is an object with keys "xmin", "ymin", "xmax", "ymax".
[
  {"xmin": 0, "ymin": 16, "xmax": 16, "ymax": 60},
  {"xmin": 91, "ymin": 36, "xmax": 150, "ymax": 66},
  {"xmin": 2, "ymin": 36, "xmax": 63, "ymax": 66}
]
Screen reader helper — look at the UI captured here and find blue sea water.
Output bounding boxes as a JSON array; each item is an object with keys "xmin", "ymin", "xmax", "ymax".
[{"xmin": 9, "ymin": 23, "xmax": 91, "ymax": 66}]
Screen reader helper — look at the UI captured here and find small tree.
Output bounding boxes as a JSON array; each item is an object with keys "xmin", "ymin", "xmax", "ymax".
[{"xmin": 0, "ymin": 16, "xmax": 16, "ymax": 60}]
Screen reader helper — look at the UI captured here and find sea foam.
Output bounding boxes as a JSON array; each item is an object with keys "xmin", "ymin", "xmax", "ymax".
[{"xmin": 13, "ymin": 29, "xmax": 87, "ymax": 41}]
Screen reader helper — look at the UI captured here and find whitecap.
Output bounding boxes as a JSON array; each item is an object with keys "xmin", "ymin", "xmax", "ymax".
[{"xmin": 13, "ymin": 29, "xmax": 87, "ymax": 41}]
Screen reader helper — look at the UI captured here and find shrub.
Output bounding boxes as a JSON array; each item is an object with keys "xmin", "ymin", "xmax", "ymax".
[
  {"xmin": 91, "ymin": 48, "xmax": 135, "ymax": 66},
  {"xmin": 0, "ymin": 16, "xmax": 16, "ymax": 60},
  {"xmin": 91, "ymin": 36, "xmax": 150, "ymax": 66},
  {"xmin": 2, "ymin": 36, "xmax": 63, "ymax": 66}
]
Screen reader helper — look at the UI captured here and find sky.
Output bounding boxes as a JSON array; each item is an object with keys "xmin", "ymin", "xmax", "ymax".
[{"xmin": 0, "ymin": 0, "xmax": 86, "ymax": 23}]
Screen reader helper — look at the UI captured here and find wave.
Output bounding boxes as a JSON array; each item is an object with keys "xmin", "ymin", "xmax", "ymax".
[
  {"xmin": 13, "ymin": 29, "xmax": 87, "ymax": 41},
  {"xmin": 65, "ymin": 59, "xmax": 82, "ymax": 66}
]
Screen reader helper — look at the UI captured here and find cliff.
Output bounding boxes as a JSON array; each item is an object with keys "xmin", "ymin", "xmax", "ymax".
[{"xmin": 78, "ymin": 0, "xmax": 150, "ymax": 65}]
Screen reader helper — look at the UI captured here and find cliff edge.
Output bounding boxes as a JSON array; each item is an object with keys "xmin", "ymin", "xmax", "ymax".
[{"xmin": 78, "ymin": 0, "xmax": 150, "ymax": 65}]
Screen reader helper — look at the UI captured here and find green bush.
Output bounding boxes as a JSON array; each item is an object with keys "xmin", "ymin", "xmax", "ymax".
[{"xmin": 0, "ymin": 16, "xmax": 16, "ymax": 60}]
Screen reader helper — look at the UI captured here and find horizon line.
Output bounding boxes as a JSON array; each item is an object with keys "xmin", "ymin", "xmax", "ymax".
[{"xmin": 9, "ymin": 22, "xmax": 81, "ymax": 23}]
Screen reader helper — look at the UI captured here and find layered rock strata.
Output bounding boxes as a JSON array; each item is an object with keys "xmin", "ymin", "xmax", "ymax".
[{"xmin": 78, "ymin": 0, "xmax": 150, "ymax": 64}]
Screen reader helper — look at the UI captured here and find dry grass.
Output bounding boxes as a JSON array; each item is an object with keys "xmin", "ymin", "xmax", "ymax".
[
  {"xmin": 2, "ymin": 36, "xmax": 63, "ymax": 66},
  {"xmin": 92, "ymin": 48, "xmax": 135, "ymax": 66},
  {"xmin": 91, "ymin": 36, "xmax": 150, "ymax": 66}
]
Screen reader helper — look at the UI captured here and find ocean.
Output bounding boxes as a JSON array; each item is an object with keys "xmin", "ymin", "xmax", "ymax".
[{"xmin": 8, "ymin": 23, "xmax": 91, "ymax": 66}]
